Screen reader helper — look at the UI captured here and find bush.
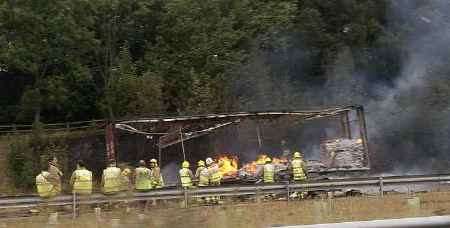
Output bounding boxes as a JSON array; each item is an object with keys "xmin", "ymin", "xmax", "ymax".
[
  {"xmin": 7, "ymin": 136, "xmax": 36, "ymax": 190},
  {"xmin": 7, "ymin": 123, "xmax": 70, "ymax": 191}
]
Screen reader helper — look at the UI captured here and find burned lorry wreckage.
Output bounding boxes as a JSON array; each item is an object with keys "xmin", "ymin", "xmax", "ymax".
[{"xmin": 115, "ymin": 105, "xmax": 370, "ymax": 183}]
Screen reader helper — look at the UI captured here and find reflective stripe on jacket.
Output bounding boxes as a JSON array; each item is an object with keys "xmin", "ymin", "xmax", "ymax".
[
  {"xmin": 73, "ymin": 168, "xmax": 92, "ymax": 195},
  {"xmin": 263, "ymin": 164, "xmax": 275, "ymax": 183},
  {"xmin": 291, "ymin": 159, "xmax": 306, "ymax": 181},
  {"xmin": 208, "ymin": 164, "xmax": 221, "ymax": 185},
  {"xmin": 36, "ymin": 172, "xmax": 55, "ymax": 198},
  {"xmin": 196, "ymin": 167, "xmax": 209, "ymax": 187},
  {"xmin": 102, "ymin": 167, "xmax": 121, "ymax": 194},
  {"xmin": 151, "ymin": 167, "xmax": 164, "ymax": 189},
  {"xmin": 179, "ymin": 168, "xmax": 192, "ymax": 187},
  {"xmin": 135, "ymin": 167, "xmax": 152, "ymax": 191}
]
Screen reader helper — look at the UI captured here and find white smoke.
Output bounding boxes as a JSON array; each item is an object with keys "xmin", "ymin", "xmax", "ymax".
[{"xmin": 365, "ymin": 0, "xmax": 450, "ymax": 174}]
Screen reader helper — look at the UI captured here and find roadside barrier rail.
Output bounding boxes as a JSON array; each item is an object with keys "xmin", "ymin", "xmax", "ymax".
[{"xmin": 1, "ymin": 173, "xmax": 450, "ymax": 210}]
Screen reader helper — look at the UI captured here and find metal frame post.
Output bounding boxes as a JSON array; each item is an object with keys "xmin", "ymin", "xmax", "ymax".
[
  {"xmin": 179, "ymin": 127, "xmax": 186, "ymax": 161},
  {"xmin": 158, "ymin": 143, "xmax": 162, "ymax": 167},
  {"xmin": 357, "ymin": 107, "xmax": 370, "ymax": 167},
  {"xmin": 340, "ymin": 111, "xmax": 352, "ymax": 139},
  {"xmin": 256, "ymin": 123, "xmax": 262, "ymax": 151}
]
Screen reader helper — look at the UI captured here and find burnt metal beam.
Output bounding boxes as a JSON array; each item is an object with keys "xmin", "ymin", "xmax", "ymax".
[{"xmin": 356, "ymin": 106, "xmax": 370, "ymax": 167}]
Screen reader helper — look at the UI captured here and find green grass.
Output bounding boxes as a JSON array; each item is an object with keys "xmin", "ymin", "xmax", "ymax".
[{"xmin": 2, "ymin": 191, "xmax": 450, "ymax": 227}]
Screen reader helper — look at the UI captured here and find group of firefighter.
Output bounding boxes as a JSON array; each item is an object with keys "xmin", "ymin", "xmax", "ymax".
[
  {"xmin": 179, "ymin": 151, "xmax": 308, "ymax": 188},
  {"xmin": 36, "ymin": 158, "xmax": 165, "ymax": 198},
  {"xmin": 36, "ymin": 151, "xmax": 307, "ymax": 199}
]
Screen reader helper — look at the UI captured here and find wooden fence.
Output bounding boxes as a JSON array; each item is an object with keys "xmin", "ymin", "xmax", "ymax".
[{"xmin": 0, "ymin": 119, "xmax": 107, "ymax": 134}]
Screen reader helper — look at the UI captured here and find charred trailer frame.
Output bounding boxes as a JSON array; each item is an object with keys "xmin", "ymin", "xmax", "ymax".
[{"xmin": 113, "ymin": 105, "xmax": 371, "ymax": 180}]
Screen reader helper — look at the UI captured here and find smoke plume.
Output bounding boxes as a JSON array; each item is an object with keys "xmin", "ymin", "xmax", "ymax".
[{"xmin": 231, "ymin": 1, "xmax": 450, "ymax": 174}]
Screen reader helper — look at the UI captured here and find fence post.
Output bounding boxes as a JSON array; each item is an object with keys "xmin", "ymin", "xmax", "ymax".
[{"xmin": 379, "ymin": 176, "xmax": 384, "ymax": 197}]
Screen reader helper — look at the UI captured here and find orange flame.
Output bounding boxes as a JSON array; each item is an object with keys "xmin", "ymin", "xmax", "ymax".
[
  {"xmin": 217, "ymin": 155, "xmax": 239, "ymax": 177},
  {"xmin": 241, "ymin": 154, "xmax": 287, "ymax": 175}
]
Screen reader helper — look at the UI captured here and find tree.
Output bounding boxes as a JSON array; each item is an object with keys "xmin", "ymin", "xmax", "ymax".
[{"xmin": 0, "ymin": 0, "xmax": 98, "ymax": 123}]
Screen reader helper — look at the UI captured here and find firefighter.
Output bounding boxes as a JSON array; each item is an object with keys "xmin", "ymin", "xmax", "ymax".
[
  {"xmin": 36, "ymin": 170, "xmax": 55, "ymax": 198},
  {"xmin": 179, "ymin": 161, "xmax": 194, "ymax": 189},
  {"xmin": 206, "ymin": 157, "xmax": 221, "ymax": 186},
  {"xmin": 290, "ymin": 152, "xmax": 307, "ymax": 199},
  {"xmin": 135, "ymin": 160, "xmax": 152, "ymax": 191},
  {"xmin": 101, "ymin": 160, "xmax": 121, "ymax": 194},
  {"xmin": 263, "ymin": 157, "xmax": 275, "ymax": 184},
  {"xmin": 206, "ymin": 157, "xmax": 222, "ymax": 203},
  {"xmin": 47, "ymin": 157, "xmax": 63, "ymax": 196},
  {"xmin": 70, "ymin": 160, "xmax": 93, "ymax": 195},
  {"xmin": 195, "ymin": 160, "xmax": 209, "ymax": 187},
  {"xmin": 195, "ymin": 160, "xmax": 210, "ymax": 203},
  {"xmin": 291, "ymin": 152, "xmax": 307, "ymax": 182},
  {"xmin": 150, "ymin": 158, "xmax": 164, "ymax": 189}
]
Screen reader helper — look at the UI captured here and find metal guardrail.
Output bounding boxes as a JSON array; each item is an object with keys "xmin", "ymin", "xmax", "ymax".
[{"xmin": 1, "ymin": 174, "xmax": 450, "ymax": 210}]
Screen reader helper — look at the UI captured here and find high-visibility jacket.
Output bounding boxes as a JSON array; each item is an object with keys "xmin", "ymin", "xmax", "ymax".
[
  {"xmin": 291, "ymin": 159, "xmax": 306, "ymax": 181},
  {"xmin": 263, "ymin": 164, "xmax": 275, "ymax": 183},
  {"xmin": 72, "ymin": 168, "xmax": 93, "ymax": 195},
  {"xmin": 102, "ymin": 167, "xmax": 121, "ymax": 194},
  {"xmin": 151, "ymin": 167, "xmax": 164, "ymax": 189},
  {"xmin": 208, "ymin": 164, "xmax": 221, "ymax": 185},
  {"xmin": 179, "ymin": 168, "xmax": 192, "ymax": 188},
  {"xmin": 135, "ymin": 167, "xmax": 152, "ymax": 191},
  {"xmin": 36, "ymin": 171, "xmax": 55, "ymax": 198},
  {"xmin": 195, "ymin": 167, "xmax": 209, "ymax": 187}
]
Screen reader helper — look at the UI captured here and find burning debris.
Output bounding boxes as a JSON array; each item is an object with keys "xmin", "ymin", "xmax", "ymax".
[
  {"xmin": 217, "ymin": 156, "xmax": 238, "ymax": 178},
  {"xmin": 213, "ymin": 154, "xmax": 291, "ymax": 182},
  {"xmin": 321, "ymin": 138, "xmax": 365, "ymax": 168},
  {"xmin": 238, "ymin": 155, "xmax": 288, "ymax": 181}
]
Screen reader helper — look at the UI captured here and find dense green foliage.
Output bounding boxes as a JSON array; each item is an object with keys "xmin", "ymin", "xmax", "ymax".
[
  {"xmin": 0, "ymin": 0, "xmax": 390, "ymax": 122},
  {"xmin": 5, "ymin": 125, "xmax": 87, "ymax": 189}
]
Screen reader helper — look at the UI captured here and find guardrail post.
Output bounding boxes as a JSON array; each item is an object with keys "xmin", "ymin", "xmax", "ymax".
[
  {"xmin": 94, "ymin": 207, "xmax": 102, "ymax": 227},
  {"xmin": 72, "ymin": 192, "xmax": 76, "ymax": 219},
  {"xmin": 256, "ymin": 187, "xmax": 261, "ymax": 204},
  {"xmin": 379, "ymin": 176, "xmax": 384, "ymax": 197},
  {"xmin": 184, "ymin": 189, "xmax": 189, "ymax": 208},
  {"xmin": 287, "ymin": 185, "xmax": 290, "ymax": 203}
]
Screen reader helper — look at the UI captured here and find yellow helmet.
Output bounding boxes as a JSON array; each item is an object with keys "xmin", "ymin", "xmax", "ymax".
[
  {"xmin": 265, "ymin": 157, "xmax": 272, "ymax": 163},
  {"xmin": 150, "ymin": 158, "xmax": 157, "ymax": 164},
  {"xmin": 293, "ymin": 152, "xmax": 301, "ymax": 158},
  {"xmin": 182, "ymin": 161, "xmax": 190, "ymax": 168},
  {"xmin": 198, "ymin": 160, "xmax": 205, "ymax": 167}
]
